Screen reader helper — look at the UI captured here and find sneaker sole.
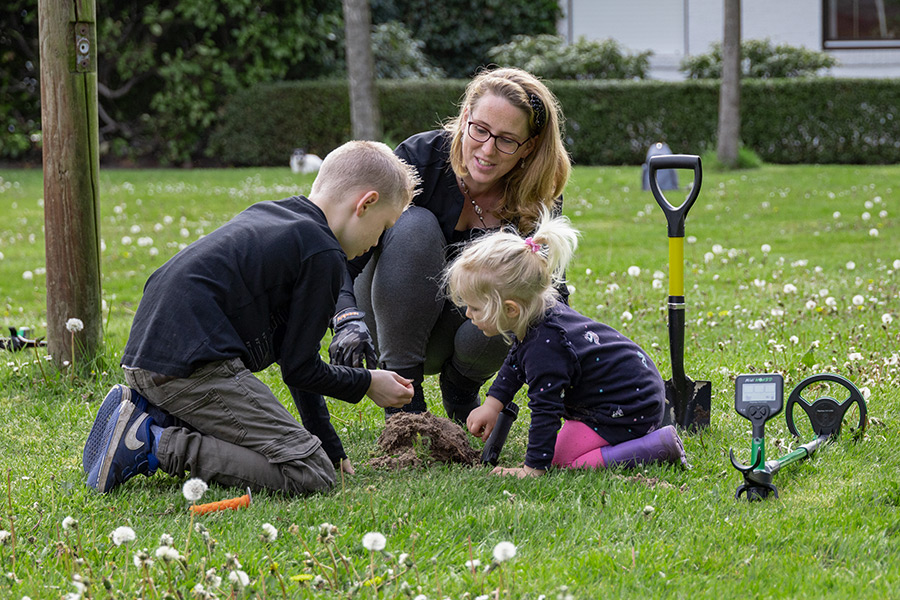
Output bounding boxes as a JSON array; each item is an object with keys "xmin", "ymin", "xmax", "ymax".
[
  {"xmin": 87, "ymin": 398, "xmax": 136, "ymax": 493},
  {"xmin": 83, "ymin": 384, "xmax": 129, "ymax": 474}
]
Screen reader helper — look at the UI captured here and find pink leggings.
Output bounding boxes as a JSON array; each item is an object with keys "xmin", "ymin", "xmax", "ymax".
[{"xmin": 551, "ymin": 420, "xmax": 610, "ymax": 469}]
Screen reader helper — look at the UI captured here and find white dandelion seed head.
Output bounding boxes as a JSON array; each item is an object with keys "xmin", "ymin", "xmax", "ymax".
[
  {"xmin": 862, "ymin": 211, "xmax": 871, "ymax": 221},
  {"xmin": 833, "ymin": 211, "xmax": 841, "ymax": 219},
  {"xmin": 398, "ymin": 553, "xmax": 410, "ymax": 565},
  {"xmin": 845, "ymin": 261, "xmax": 856, "ymax": 270},
  {"xmin": 894, "ymin": 259, "xmax": 900, "ymax": 270},
  {"xmin": 789, "ymin": 335, "xmax": 800, "ymax": 345},
  {"xmin": 62, "ymin": 517, "xmax": 78, "ymax": 531},
  {"xmin": 783, "ymin": 283, "xmax": 797, "ymax": 294},
  {"xmin": 111, "ymin": 526, "xmax": 136, "ymax": 546},
  {"xmin": 155, "ymin": 545, "xmax": 181, "ymax": 562},
  {"xmin": 687, "ymin": 235, "xmax": 697, "ymax": 244},
  {"xmin": 493, "ymin": 541, "xmax": 517, "ymax": 562},
  {"xmin": 860, "ymin": 386, "xmax": 871, "ymax": 400},
  {"xmin": 643, "ymin": 505, "xmax": 656, "ymax": 516},
  {"xmin": 760, "ymin": 244, "xmax": 771, "ymax": 254},
  {"xmin": 261, "ymin": 523, "xmax": 278, "ymax": 543},
  {"xmin": 65, "ymin": 318, "xmax": 84, "ymax": 333},
  {"xmin": 652, "ymin": 279, "xmax": 663, "ymax": 289},
  {"xmin": 852, "ymin": 295, "xmax": 865, "ymax": 306},
  {"xmin": 621, "ymin": 310, "xmax": 633, "ymax": 321},
  {"xmin": 627, "ymin": 265, "xmax": 641, "ymax": 277},
  {"xmin": 362, "ymin": 532, "xmax": 386, "ymax": 551},
  {"xmin": 121, "ymin": 235, "xmax": 133, "ymax": 245},
  {"xmin": 466, "ymin": 559, "xmax": 482, "ymax": 569},
  {"xmin": 712, "ymin": 244, "xmax": 724, "ymax": 255},
  {"xmin": 182, "ymin": 478, "xmax": 208, "ymax": 502},
  {"xmin": 229, "ymin": 570, "xmax": 250, "ymax": 588},
  {"xmin": 159, "ymin": 533, "xmax": 174, "ymax": 547},
  {"xmin": 883, "ymin": 313, "xmax": 893, "ymax": 325},
  {"xmin": 22, "ymin": 270, "xmax": 34, "ymax": 280},
  {"xmin": 0, "ymin": 530, "xmax": 11, "ymax": 543},
  {"xmin": 825, "ymin": 297, "xmax": 837, "ymax": 307}
]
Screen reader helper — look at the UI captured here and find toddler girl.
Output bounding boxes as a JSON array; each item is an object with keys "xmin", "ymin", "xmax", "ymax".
[{"xmin": 446, "ymin": 210, "xmax": 687, "ymax": 477}]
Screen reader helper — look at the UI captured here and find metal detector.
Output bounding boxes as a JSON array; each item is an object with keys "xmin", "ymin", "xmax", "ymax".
[{"xmin": 729, "ymin": 373, "xmax": 868, "ymax": 501}]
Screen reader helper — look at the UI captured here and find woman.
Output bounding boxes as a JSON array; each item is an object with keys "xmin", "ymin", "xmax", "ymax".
[{"xmin": 329, "ymin": 67, "xmax": 571, "ymax": 423}]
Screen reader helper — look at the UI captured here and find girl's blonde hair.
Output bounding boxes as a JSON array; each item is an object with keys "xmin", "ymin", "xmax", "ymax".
[
  {"xmin": 444, "ymin": 67, "xmax": 571, "ymax": 234},
  {"xmin": 446, "ymin": 209, "xmax": 579, "ymax": 341}
]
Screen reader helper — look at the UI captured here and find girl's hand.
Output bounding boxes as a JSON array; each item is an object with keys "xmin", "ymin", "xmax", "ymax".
[
  {"xmin": 467, "ymin": 396, "xmax": 505, "ymax": 441},
  {"xmin": 490, "ymin": 465, "xmax": 546, "ymax": 478}
]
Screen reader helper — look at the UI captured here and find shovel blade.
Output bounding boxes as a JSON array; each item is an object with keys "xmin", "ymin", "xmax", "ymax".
[{"xmin": 661, "ymin": 377, "xmax": 711, "ymax": 431}]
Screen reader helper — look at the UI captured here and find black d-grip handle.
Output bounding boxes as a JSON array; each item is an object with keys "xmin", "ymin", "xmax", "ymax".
[{"xmin": 648, "ymin": 154, "xmax": 703, "ymax": 238}]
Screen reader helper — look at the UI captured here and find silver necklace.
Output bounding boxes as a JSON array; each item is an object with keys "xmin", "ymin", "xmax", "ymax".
[{"xmin": 458, "ymin": 177, "xmax": 487, "ymax": 228}]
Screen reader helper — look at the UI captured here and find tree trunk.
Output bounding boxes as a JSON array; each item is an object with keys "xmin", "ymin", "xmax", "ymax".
[
  {"xmin": 38, "ymin": 0, "xmax": 103, "ymax": 370},
  {"xmin": 342, "ymin": 0, "xmax": 381, "ymax": 140},
  {"xmin": 717, "ymin": 0, "xmax": 741, "ymax": 167}
]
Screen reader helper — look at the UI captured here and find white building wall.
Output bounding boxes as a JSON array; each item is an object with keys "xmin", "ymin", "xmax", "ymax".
[{"xmin": 557, "ymin": 0, "xmax": 899, "ymax": 80}]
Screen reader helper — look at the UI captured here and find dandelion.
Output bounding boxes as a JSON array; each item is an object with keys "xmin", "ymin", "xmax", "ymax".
[
  {"xmin": 466, "ymin": 559, "xmax": 482, "ymax": 570},
  {"xmin": 789, "ymin": 335, "xmax": 800, "ymax": 345},
  {"xmin": 133, "ymin": 550, "xmax": 153, "ymax": 568},
  {"xmin": 622, "ymin": 310, "xmax": 633, "ymax": 321},
  {"xmin": 643, "ymin": 505, "xmax": 656, "ymax": 516},
  {"xmin": 62, "ymin": 517, "xmax": 78, "ymax": 531},
  {"xmin": 652, "ymin": 279, "xmax": 663, "ymax": 289},
  {"xmin": 0, "ymin": 530, "xmax": 11, "ymax": 544},
  {"xmin": 155, "ymin": 545, "xmax": 181, "ymax": 562},
  {"xmin": 22, "ymin": 270, "xmax": 33, "ymax": 280},
  {"xmin": 159, "ymin": 533, "xmax": 174, "ymax": 547},
  {"xmin": 883, "ymin": 314, "xmax": 893, "ymax": 325},
  {"xmin": 261, "ymin": 523, "xmax": 278, "ymax": 543},
  {"xmin": 805, "ymin": 300, "xmax": 817, "ymax": 310},
  {"xmin": 492, "ymin": 541, "xmax": 517, "ymax": 562},
  {"xmin": 229, "ymin": 570, "xmax": 250, "ymax": 588},
  {"xmin": 846, "ymin": 261, "xmax": 856, "ymax": 270},
  {"xmin": 65, "ymin": 318, "xmax": 84, "ymax": 332},
  {"xmin": 182, "ymin": 478, "xmax": 208, "ymax": 502},
  {"xmin": 852, "ymin": 295, "xmax": 865, "ymax": 306},
  {"xmin": 825, "ymin": 297, "xmax": 837, "ymax": 308},
  {"xmin": 833, "ymin": 211, "xmax": 841, "ymax": 219},
  {"xmin": 760, "ymin": 244, "xmax": 771, "ymax": 254},
  {"xmin": 848, "ymin": 352, "xmax": 864, "ymax": 361},
  {"xmin": 862, "ymin": 212, "xmax": 871, "ymax": 221},
  {"xmin": 111, "ymin": 526, "xmax": 136, "ymax": 546},
  {"xmin": 893, "ymin": 259, "xmax": 900, "ymax": 270},
  {"xmin": 860, "ymin": 387, "xmax": 871, "ymax": 400},
  {"xmin": 783, "ymin": 283, "xmax": 797, "ymax": 294},
  {"xmin": 121, "ymin": 235, "xmax": 133, "ymax": 245},
  {"xmin": 869, "ymin": 228, "xmax": 879, "ymax": 238},
  {"xmin": 362, "ymin": 531, "xmax": 386, "ymax": 552},
  {"xmin": 627, "ymin": 265, "xmax": 641, "ymax": 277}
]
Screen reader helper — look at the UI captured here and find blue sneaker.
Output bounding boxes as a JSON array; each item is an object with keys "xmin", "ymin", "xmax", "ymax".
[{"xmin": 84, "ymin": 389, "xmax": 159, "ymax": 493}]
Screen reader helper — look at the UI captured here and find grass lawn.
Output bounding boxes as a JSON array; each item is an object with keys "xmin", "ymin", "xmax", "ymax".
[{"xmin": 0, "ymin": 163, "xmax": 898, "ymax": 599}]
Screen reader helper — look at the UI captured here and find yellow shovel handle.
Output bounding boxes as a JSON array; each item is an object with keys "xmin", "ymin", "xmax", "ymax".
[{"xmin": 669, "ymin": 237, "xmax": 684, "ymax": 297}]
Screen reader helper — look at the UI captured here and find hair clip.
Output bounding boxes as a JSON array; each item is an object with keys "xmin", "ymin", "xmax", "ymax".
[
  {"xmin": 524, "ymin": 237, "xmax": 543, "ymax": 254},
  {"xmin": 529, "ymin": 93, "xmax": 546, "ymax": 133}
]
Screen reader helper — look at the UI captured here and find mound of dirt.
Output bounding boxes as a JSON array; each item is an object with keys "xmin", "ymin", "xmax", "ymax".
[{"xmin": 369, "ymin": 412, "xmax": 480, "ymax": 470}]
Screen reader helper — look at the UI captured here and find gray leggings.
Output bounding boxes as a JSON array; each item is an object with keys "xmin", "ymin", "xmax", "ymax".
[{"xmin": 354, "ymin": 206, "xmax": 510, "ymax": 384}]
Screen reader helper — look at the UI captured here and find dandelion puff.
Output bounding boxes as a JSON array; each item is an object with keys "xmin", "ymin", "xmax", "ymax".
[
  {"xmin": 62, "ymin": 517, "xmax": 78, "ymax": 531},
  {"xmin": 182, "ymin": 478, "xmax": 208, "ymax": 502},
  {"xmin": 760, "ymin": 244, "xmax": 771, "ymax": 254},
  {"xmin": 261, "ymin": 523, "xmax": 278, "ymax": 543},
  {"xmin": 627, "ymin": 265, "xmax": 641, "ymax": 277},
  {"xmin": 805, "ymin": 300, "xmax": 817, "ymax": 310},
  {"xmin": 159, "ymin": 533, "xmax": 174, "ymax": 547},
  {"xmin": 833, "ymin": 211, "xmax": 841, "ymax": 219},
  {"xmin": 133, "ymin": 550, "xmax": 153, "ymax": 568},
  {"xmin": 492, "ymin": 541, "xmax": 517, "ymax": 562},
  {"xmin": 229, "ymin": 570, "xmax": 250, "ymax": 588},
  {"xmin": 783, "ymin": 283, "xmax": 797, "ymax": 294},
  {"xmin": 643, "ymin": 505, "xmax": 656, "ymax": 516},
  {"xmin": 362, "ymin": 532, "xmax": 386, "ymax": 551},
  {"xmin": 848, "ymin": 352, "xmax": 864, "ymax": 361},
  {"xmin": 789, "ymin": 335, "xmax": 800, "ymax": 345},
  {"xmin": 883, "ymin": 314, "xmax": 893, "ymax": 325},
  {"xmin": 111, "ymin": 526, "xmax": 136, "ymax": 546},
  {"xmin": 466, "ymin": 559, "xmax": 482, "ymax": 569},
  {"xmin": 0, "ymin": 530, "xmax": 11, "ymax": 544},
  {"xmin": 22, "ymin": 270, "xmax": 33, "ymax": 280},
  {"xmin": 846, "ymin": 261, "xmax": 856, "ymax": 270},
  {"xmin": 622, "ymin": 310, "xmax": 633, "ymax": 321},
  {"xmin": 852, "ymin": 295, "xmax": 865, "ymax": 306},
  {"xmin": 825, "ymin": 297, "xmax": 837, "ymax": 308},
  {"xmin": 894, "ymin": 259, "xmax": 900, "ymax": 270},
  {"xmin": 155, "ymin": 545, "xmax": 181, "ymax": 562},
  {"xmin": 65, "ymin": 318, "xmax": 84, "ymax": 333}
]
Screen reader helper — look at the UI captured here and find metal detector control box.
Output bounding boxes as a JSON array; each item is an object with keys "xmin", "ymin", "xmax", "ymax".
[{"xmin": 734, "ymin": 374, "xmax": 784, "ymax": 430}]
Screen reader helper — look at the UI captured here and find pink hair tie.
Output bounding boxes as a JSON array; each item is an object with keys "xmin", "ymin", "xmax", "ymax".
[{"xmin": 524, "ymin": 237, "xmax": 542, "ymax": 253}]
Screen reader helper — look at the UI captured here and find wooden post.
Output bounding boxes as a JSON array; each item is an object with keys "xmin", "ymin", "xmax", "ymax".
[
  {"xmin": 38, "ymin": 0, "xmax": 103, "ymax": 370},
  {"xmin": 343, "ymin": 0, "xmax": 381, "ymax": 141}
]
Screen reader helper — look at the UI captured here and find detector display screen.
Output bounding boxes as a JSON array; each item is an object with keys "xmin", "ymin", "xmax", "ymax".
[{"xmin": 741, "ymin": 382, "xmax": 778, "ymax": 403}]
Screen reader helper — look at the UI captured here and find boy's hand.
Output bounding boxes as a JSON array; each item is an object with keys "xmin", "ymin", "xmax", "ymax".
[
  {"xmin": 338, "ymin": 458, "xmax": 355, "ymax": 475},
  {"xmin": 329, "ymin": 308, "xmax": 377, "ymax": 368},
  {"xmin": 467, "ymin": 400, "xmax": 503, "ymax": 441},
  {"xmin": 490, "ymin": 465, "xmax": 546, "ymax": 478},
  {"xmin": 366, "ymin": 370, "xmax": 414, "ymax": 408}
]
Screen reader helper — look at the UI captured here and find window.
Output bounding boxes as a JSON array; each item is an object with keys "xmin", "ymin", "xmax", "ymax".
[{"xmin": 824, "ymin": 0, "xmax": 900, "ymax": 48}]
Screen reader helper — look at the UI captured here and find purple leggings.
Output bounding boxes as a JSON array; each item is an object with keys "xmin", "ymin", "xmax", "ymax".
[{"xmin": 552, "ymin": 420, "xmax": 610, "ymax": 469}]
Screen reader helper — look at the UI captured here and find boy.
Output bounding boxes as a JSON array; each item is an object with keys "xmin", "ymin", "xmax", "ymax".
[{"xmin": 83, "ymin": 141, "xmax": 419, "ymax": 496}]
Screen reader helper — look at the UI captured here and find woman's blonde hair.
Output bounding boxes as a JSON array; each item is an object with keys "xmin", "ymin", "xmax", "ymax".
[
  {"xmin": 446, "ymin": 208, "xmax": 579, "ymax": 341},
  {"xmin": 445, "ymin": 67, "xmax": 571, "ymax": 234}
]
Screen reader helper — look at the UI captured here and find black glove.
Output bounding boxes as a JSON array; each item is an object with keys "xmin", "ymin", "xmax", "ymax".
[{"xmin": 328, "ymin": 308, "xmax": 377, "ymax": 368}]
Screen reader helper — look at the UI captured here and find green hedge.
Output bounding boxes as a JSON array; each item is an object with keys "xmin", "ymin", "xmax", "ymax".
[{"xmin": 209, "ymin": 78, "xmax": 900, "ymax": 166}]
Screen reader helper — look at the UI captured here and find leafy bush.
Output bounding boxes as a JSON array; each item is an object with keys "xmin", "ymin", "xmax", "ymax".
[
  {"xmin": 372, "ymin": 21, "xmax": 445, "ymax": 79},
  {"xmin": 488, "ymin": 34, "xmax": 651, "ymax": 80},
  {"xmin": 681, "ymin": 39, "xmax": 838, "ymax": 79},
  {"xmin": 371, "ymin": 0, "xmax": 562, "ymax": 78},
  {"xmin": 211, "ymin": 78, "xmax": 900, "ymax": 167}
]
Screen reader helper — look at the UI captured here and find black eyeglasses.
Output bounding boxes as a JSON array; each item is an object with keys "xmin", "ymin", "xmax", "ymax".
[{"xmin": 466, "ymin": 121, "xmax": 528, "ymax": 155}]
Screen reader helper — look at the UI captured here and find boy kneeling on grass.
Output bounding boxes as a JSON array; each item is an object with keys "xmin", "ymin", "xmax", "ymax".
[
  {"xmin": 446, "ymin": 209, "xmax": 688, "ymax": 477},
  {"xmin": 83, "ymin": 141, "xmax": 420, "ymax": 495}
]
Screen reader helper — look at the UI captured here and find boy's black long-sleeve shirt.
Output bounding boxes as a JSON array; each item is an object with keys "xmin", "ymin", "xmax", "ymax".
[{"xmin": 122, "ymin": 196, "xmax": 371, "ymax": 403}]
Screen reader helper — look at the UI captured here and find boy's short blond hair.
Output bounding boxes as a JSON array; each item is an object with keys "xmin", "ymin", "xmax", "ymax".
[{"xmin": 311, "ymin": 140, "xmax": 420, "ymax": 210}]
